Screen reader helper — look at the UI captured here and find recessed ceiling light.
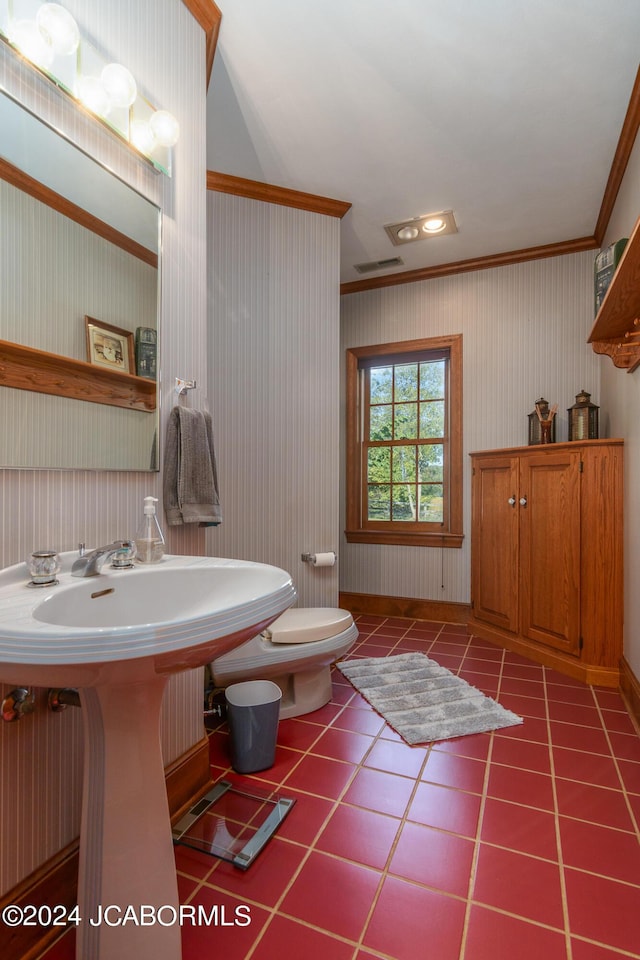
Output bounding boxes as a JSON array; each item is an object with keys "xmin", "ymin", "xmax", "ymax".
[
  {"xmin": 397, "ymin": 226, "xmax": 420, "ymax": 242},
  {"xmin": 384, "ymin": 210, "xmax": 458, "ymax": 246}
]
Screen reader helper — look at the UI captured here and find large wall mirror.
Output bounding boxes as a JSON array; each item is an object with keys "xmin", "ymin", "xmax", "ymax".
[{"xmin": 0, "ymin": 90, "xmax": 160, "ymax": 471}]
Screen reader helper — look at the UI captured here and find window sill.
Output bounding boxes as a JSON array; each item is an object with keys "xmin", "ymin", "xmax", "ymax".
[{"xmin": 345, "ymin": 529, "xmax": 464, "ymax": 548}]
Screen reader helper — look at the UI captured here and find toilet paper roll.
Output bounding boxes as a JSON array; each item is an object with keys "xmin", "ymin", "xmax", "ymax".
[{"xmin": 310, "ymin": 552, "xmax": 336, "ymax": 567}]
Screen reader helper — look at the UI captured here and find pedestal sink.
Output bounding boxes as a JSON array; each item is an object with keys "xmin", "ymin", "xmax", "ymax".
[{"xmin": 0, "ymin": 553, "xmax": 296, "ymax": 960}]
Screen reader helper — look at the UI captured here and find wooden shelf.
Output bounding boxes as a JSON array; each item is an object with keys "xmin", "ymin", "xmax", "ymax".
[
  {"xmin": 588, "ymin": 215, "xmax": 640, "ymax": 372},
  {"xmin": 0, "ymin": 338, "xmax": 156, "ymax": 412}
]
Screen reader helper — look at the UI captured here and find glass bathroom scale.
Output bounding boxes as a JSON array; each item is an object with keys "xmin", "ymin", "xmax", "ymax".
[{"xmin": 172, "ymin": 779, "xmax": 295, "ymax": 870}]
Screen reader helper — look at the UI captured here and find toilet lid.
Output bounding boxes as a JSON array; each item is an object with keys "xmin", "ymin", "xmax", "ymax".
[{"xmin": 263, "ymin": 608, "xmax": 353, "ymax": 644}]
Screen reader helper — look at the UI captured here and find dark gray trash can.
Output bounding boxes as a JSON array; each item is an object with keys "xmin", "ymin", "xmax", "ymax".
[{"xmin": 225, "ymin": 680, "xmax": 282, "ymax": 774}]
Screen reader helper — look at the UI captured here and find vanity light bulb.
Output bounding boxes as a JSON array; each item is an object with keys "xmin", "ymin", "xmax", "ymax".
[
  {"xmin": 36, "ymin": 3, "xmax": 80, "ymax": 56},
  {"xmin": 130, "ymin": 119, "xmax": 156, "ymax": 155},
  {"xmin": 8, "ymin": 19, "xmax": 54, "ymax": 69},
  {"xmin": 149, "ymin": 110, "xmax": 179, "ymax": 147},
  {"xmin": 101, "ymin": 63, "xmax": 137, "ymax": 109},
  {"xmin": 77, "ymin": 76, "xmax": 111, "ymax": 118}
]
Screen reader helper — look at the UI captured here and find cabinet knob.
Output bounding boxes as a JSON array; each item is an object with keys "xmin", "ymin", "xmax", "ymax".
[
  {"xmin": 519, "ymin": 496, "xmax": 528, "ymax": 507},
  {"xmin": 508, "ymin": 496, "xmax": 516, "ymax": 506}
]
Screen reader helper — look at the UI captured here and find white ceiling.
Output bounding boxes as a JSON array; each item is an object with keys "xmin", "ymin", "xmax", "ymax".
[{"xmin": 206, "ymin": 1, "xmax": 640, "ymax": 284}]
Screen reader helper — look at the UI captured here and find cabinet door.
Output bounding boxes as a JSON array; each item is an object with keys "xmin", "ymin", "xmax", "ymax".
[
  {"xmin": 519, "ymin": 451, "xmax": 581, "ymax": 656},
  {"xmin": 471, "ymin": 456, "xmax": 519, "ymax": 633}
]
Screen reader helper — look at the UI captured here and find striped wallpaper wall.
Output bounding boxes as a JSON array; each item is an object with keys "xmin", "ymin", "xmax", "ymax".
[
  {"xmin": 340, "ymin": 250, "xmax": 601, "ymax": 604},
  {"xmin": 0, "ymin": 0, "xmax": 207, "ymax": 895},
  {"xmin": 206, "ymin": 192, "xmax": 341, "ymax": 609}
]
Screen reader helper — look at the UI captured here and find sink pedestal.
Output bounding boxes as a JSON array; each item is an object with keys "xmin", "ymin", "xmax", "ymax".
[
  {"xmin": 77, "ymin": 672, "xmax": 181, "ymax": 960},
  {"xmin": 0, "ymin": 553, "xmax": 297, "ymax": 960}
]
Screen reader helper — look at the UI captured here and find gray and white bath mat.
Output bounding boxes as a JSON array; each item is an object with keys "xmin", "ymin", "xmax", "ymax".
[{"xmin": 337, "ymin": 652, "xmax": 522, "ymax": 745}]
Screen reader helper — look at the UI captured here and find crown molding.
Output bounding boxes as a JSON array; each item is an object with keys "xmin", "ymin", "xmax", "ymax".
[
  {"xmin": 186, "ymin": 3, "xmax": 639, "ymax": 289},
  {"xmin": 594, "ymin": 64, "xmax": 640, "ymax": 246},
  {"xmin": 181, "ymin": 0, "xmax": 222, "ymax": 88},
  {"xmin": 340, "ymin": 236, "xmax": 599, "ymax": 295},
  {"xmin": 207, "ymin": 171, "xmax": 352, "ymax": 219},
  {"xmin": 341, "ymin": 66, "xmax": 640, "ymax": 295}
]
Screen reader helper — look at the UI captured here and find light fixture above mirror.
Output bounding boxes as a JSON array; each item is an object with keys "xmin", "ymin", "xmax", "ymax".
[{"xmin": 0, "ymin": 0, "xmax": 179, "ymax": 175}]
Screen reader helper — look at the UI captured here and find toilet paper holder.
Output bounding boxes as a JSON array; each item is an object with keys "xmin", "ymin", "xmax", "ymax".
[{"xmin": 301, "ymin": 551, "xmax": 337, "ymax": 565}]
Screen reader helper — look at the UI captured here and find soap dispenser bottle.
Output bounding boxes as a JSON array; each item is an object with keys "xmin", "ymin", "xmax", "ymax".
[{"xmin": 135, "ymin": 496, "xmax": 165, "ymax": 563}]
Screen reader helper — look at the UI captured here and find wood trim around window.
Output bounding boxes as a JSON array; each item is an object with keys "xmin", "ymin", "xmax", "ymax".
[{"xmin": 345, "ymin": 334, "xmax": 463, "ymax": 548}]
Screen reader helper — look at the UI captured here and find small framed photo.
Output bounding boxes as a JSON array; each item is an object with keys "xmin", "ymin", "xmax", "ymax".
[{"xmin": 85, "ymin": 317, "xmax": 135, "ymax": 374}]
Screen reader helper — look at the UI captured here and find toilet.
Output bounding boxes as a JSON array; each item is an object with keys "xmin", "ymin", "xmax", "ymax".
[{"xmin": 211, "ymin": 608, "xmax": 358, "ymax": 719}]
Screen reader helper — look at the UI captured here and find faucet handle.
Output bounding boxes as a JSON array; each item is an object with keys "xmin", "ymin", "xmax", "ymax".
[
  {"xmin": 26, "ymin": 550, "xmax": 61, "ymax": 586},
  {"xmin": 2, "ymin": 688, "xmax": 36, "ymax": 722},
  {"xmin": 110, "ymin": 539, "xmax": 136, "ymax": 568}
]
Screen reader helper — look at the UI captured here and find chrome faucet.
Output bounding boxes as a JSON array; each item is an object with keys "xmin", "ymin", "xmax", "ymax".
[{"xmin": 71, "ymin": 540, "xmax": 136, "ymax": 577}]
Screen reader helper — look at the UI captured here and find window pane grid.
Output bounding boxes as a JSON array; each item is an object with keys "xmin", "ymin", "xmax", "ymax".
[
  {"xmin": 365, "ymin": 356, "xmax": 447, "ymax": 527},
  {"xmin": 369, "ymin": 359, "xmax": 446, "ymax": 444}
]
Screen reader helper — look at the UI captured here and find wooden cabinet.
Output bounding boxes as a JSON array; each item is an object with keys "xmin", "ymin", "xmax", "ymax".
[{"xmin": 470, "ymin": 440, "xmax": 623, "ymax": 686}]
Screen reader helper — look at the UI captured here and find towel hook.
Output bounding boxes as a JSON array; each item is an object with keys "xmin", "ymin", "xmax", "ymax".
[{"xmin": 175, "ymin": 378, "xmax": 197, "ymax": 396}]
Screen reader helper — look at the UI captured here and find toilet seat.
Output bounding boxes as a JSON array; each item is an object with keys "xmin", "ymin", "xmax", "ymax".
[
  {"xmin": 211, "ymin": 607, "xmax": 358, "ymax": 718},
  {"xmin": 263, "ymin": 608, "xmax": 354, "ymax": 644}
]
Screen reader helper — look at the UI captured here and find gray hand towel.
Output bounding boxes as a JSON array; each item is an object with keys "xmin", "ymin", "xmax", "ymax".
[{"xmin": 163, "ymin": 407, "xmax": 222, "ymax": 526}]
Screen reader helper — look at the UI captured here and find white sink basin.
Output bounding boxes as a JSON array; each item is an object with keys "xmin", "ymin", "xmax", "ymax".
[
  {"xmin": 0, "ymin": 551, "xmax": 296, "ymax": 960},
  {"xmin": 34, "ymin": 565, "xmax": 275, "ymax": 629},
  {"xmin": 0, "ymin": 552, "xmax": 296, "ymax": 685}
]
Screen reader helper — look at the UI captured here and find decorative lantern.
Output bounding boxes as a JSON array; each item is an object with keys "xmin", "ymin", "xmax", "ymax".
[
  {"xmin": 567, "ymin": 390, "xmax": 599, "ymax": 441},
  {"xmin": 528, "ymin": 398, "xmax": 556, "ymax": 445}
]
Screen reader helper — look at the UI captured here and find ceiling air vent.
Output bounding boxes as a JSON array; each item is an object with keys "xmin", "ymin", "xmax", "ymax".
[{"xmin": 354, "ymin": 256, "xmax": 404, "ymax": 274}]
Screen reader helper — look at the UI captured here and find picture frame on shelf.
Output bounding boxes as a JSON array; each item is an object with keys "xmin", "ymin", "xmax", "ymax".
[
  {"xmin": 85, "ymin": 317, "xmax": 135, "ymax": 374},
  {"xmin": 135, "ymin": 326, "xmax": 157, "ymax": 380}
]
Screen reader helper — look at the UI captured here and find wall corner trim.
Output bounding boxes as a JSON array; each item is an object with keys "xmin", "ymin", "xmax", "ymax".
[{"xmin": 181, "ymin": 0, "xmax": 222, "ymax": 87}]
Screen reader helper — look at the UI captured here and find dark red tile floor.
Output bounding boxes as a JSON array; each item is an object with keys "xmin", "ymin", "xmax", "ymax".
[{"xmin": 41, "ymin": 615, "xmax": 640, "ymax": 960}]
